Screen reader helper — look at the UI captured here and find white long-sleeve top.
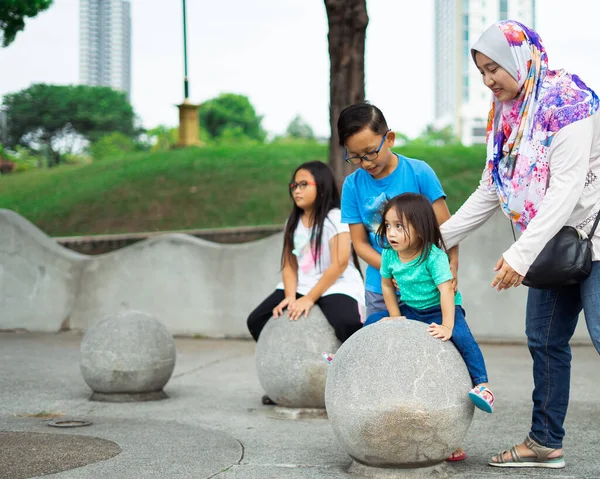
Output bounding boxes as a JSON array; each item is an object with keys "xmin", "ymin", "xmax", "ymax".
[{"xmin": 441, "ymin": 109, "xmax": 600, "ymax": 276}]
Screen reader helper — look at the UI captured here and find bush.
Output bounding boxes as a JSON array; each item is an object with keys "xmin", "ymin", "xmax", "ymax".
[
  {"xmin": 90, "ymin": 132, "xmax": 137, "ymax": 161},
  {"xmin": 3, "ymin": 146, "xmax": 42, "ymax": 173},
  {"xmin": 199, "ymin": 93, "xmax": 266, "ymax": 142}
]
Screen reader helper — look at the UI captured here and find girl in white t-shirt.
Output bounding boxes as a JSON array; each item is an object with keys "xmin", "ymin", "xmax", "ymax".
[{"xmin": 247, "ymin": 161, "xmax": 365, "ymax": 405}]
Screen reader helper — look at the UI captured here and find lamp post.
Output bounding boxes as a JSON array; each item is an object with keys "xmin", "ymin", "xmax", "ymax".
[{"xmin": 177, "ymin": 0, "xmax": 201, "ymax": 146}]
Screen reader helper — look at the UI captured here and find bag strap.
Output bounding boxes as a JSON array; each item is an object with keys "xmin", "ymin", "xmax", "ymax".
[
  {"xmin": 589, "ymin": 211, "xmax": 600, "ymax": 237},
  {"xmin": 510, "ymin": 210, "xmax": 600, "ymax": 241}
]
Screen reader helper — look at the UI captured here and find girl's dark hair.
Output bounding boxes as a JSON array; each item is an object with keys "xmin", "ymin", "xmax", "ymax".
[
  {"xmin": 376, "ymin": 193, "xmax": 446, "ymax": 264},
  {"xmin": 282, "ymin": 161, "xmax": 362, "ymax": 275},
  {"xmin": 337, "ymin": 103, "xmax": 389, "ymax": 147}
]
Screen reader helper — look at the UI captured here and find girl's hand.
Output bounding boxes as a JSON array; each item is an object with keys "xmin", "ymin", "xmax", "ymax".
[
  {"xmin": 427, "ymin": 323, "xmax": 453, "ymax": 341},
  {"xmin": 382, "ymin": 316, "xmax": 406, "ymax": 321},
  {"xmin": 287, "ymin": 296, "xmax": 314, "ymax": 320},
  {"xmin": 273, "ymin": 296, "xmax": 296, "ymax": 318},
  {"xmin": 492, "ymin": 257, "xmax": 524, "ymax": 291},
  {"xmin": 392, "ymin": 278, "xmax": 400, "ymax": 292}
]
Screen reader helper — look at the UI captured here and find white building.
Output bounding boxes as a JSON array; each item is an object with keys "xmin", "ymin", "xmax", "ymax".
[
  {"xmin": 79, "ymin": 0, "xmax": 132, "ymax": 99},
  {"xmin": 434, "ymin": 0, "xmax": 535, "ymax": 145}
]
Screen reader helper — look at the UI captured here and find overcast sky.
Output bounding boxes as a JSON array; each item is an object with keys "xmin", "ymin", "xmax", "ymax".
[{"xmin": 1, "ymin": 0, "xmax": 599, "ymax": 139}]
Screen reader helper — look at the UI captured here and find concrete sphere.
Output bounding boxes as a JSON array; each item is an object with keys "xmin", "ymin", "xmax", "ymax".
[
  {"xmin": 255, "ymin": 306, "xmax": 341, "ymax": 408},
  {"xmin": 325, "ymin": 319, "xmax": 474, "ymax": 468},
  {"xmin": 80, "ymin": 311, "xmax": 176, "ymax": 400}
]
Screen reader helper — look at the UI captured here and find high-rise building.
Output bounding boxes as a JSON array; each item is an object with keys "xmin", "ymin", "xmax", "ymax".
[
  {"xmin": 434, "ymin": 0, "xmax": 535, "ymax": 145},
  {"xmin": 79, "ymin": 0, "xmax": 132, "ymax": 99}
]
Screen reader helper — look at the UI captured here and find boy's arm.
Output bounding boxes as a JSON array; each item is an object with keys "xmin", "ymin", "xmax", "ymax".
[
  {"xmin": 381, "ymin": 277, "xmax": 401, "ymax": 317},
  {"xmin": 349, "ymin": 223, "xmax": 382, "ymax": 270}
]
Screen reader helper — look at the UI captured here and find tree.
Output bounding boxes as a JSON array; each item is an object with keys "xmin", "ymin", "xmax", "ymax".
[
  {"xmin": 324, "ymin": 0, "xmax": 368, "ymax": 187},
  {"xmin": 199, "ymin": 93, "xmax": 266, "ymax": 142},
  {"xmin": 0, "ymin": 0, "xmax": 53, "ymax": 47},
  {"xmin": 286, "ymin": 115, "xmax": 315, "ymax": 140},
  {"xmin": 3, "ymin": 83, "xmax": 136, "ymax": 166}
]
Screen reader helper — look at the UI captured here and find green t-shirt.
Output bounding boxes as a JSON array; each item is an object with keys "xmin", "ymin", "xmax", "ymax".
[{"xmin": 380, "ymin": 245, "xmax": 462, "ymax": 310}]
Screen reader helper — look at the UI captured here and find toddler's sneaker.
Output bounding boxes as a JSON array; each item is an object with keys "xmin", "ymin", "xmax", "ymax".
[
  {"xmin": 468, "ymin": 385, "xmax": 495, "ymax": 413},
  {"xmin": 322, "ymin": 352, "xmax": 334, "ymax": 364}
]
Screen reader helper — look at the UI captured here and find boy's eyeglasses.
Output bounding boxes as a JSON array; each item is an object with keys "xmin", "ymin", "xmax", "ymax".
[
  {"xmin": 289, "ymin": 181, "xmax": 316, "ymax": 191},
  {"xmin": 344, "ymin": 129, "xmax": 392, "ymax": 165}
]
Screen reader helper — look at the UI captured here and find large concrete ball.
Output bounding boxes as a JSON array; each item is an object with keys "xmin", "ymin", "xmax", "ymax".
[
  {"xmin": 255, "ymin": 306, "xmax": 341, "ymax": 408},
  {"xmin": 80, "ymin": 310, "xmax": 176, "ymax": 400},
  {"xmin": 325, "ymin": 319, "xmax": 474, "ymax": 468}
]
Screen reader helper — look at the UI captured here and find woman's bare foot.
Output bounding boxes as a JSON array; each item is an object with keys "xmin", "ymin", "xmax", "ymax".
[{"xmin": 490, "ymin": 442, "xmax": 563, "ymax": 463}]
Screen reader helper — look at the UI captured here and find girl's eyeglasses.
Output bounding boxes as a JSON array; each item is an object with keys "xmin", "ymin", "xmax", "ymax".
[{"xmin": 289, "ymin": 181, "xmax": 316, "ymax": 191}]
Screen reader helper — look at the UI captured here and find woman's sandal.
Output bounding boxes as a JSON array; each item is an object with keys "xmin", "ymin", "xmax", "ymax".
[
  {"xmin": 261, "ymin": 394, "xmax": 276, "ymax": 406},
  {"xmin": 489, "ymin": 436, "xmax": 565, "ymax": 468}
]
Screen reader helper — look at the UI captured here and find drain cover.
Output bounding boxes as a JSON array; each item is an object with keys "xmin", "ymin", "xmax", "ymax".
[{"xmin": 48, "ymin": 419, "xmax": 92, "ymax": 428}]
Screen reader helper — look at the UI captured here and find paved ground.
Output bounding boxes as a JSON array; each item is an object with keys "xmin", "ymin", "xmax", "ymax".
[{"xmin": 0, "ymin": 332, "xmax": 598, "ymax": 478}]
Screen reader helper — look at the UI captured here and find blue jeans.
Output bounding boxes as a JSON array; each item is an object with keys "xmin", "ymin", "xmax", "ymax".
[
  {"xmin": 526, "ymin": 261, "xmax": 600, "ymax": 449},
  {"xmin": 364, "ymin": 291, "xmax": 396, "ymax": 324},
  {"xmin": 364, "ymin": 302, "xmax": 489, "ymax": 386}
]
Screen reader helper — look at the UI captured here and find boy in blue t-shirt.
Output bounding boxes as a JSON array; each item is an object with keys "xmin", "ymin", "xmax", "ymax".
[{"xmin": 337, "ymin": 103, "xmax": 458, "ymax": 324}]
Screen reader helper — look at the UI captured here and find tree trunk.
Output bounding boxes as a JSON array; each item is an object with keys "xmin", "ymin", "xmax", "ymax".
[
  {"xmin": 324, "ymin": 0, "xmax": 368, "ymax": 189},
  {"xmin": 45, "ymin": 139, "xmax": 60, "ymax": 168}
]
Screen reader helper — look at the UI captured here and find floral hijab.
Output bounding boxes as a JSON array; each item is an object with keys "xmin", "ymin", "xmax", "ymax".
[{"xmin": 472, "ymin": 20, "xmax": 599, "ymax": 231}]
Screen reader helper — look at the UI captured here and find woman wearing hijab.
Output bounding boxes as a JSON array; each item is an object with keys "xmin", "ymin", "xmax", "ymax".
[{"xmin": 440, "ymin": 20, "xmax": 600, "ymax": 468}]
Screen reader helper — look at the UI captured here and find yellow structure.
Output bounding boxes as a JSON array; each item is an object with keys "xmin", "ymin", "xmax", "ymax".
[{"xmin": 177, "ymin": 99, "xmax": 202, "ymax": 147}]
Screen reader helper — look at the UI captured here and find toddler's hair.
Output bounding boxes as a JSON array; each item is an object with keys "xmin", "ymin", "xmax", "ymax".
[{"xmin": 376, "ymin": 193, "xmax": 447, "ymax": 264}]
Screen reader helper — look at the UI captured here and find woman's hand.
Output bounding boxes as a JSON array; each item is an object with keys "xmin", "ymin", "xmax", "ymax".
[
  {"xmin": 492, "ymin": 257, "xmax": 524, "ymax": 291},
  {"xmin": 273, "ymin": 296, "xmax": 296, "ymax": 318},
  {"xmin": 427, "ymin": 323, "xmax": 453, "ymax": 341},
  {"xmin": 287, "ymin": 296, "xmax": 315, "ymax": 320}
]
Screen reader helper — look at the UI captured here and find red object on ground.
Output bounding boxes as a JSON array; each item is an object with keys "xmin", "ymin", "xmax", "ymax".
[{"xmin": 446, "ymin": 450, "xmax": 467, "ymax": 462}]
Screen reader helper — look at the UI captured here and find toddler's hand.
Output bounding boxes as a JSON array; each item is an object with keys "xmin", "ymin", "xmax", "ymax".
[
  {"xmin": 382, "ymin": 316, "xmax": 406, "ymax": 321},
  {"xmin": 427, "ymin": 323, "xmax": 453, "ymax": 341}
]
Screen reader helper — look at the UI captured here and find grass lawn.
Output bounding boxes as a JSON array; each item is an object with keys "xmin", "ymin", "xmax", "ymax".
[{"xmin": 0, "ymin": 142, "xmax": 486, "ymax": 237}]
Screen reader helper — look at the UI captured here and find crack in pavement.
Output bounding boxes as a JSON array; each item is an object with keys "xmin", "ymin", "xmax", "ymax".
[
  {"xmin": 207, "ymin": 437, "xmax": 245, "ymax": 478},
  {"xmin": 171, "ymin": 354, "xmax": 247, "ymax": 379}
]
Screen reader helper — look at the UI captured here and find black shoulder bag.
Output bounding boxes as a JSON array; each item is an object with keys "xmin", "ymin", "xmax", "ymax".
[{"xmin": 518, "ymin": 212, "xmax": 600, "ymax": 289}]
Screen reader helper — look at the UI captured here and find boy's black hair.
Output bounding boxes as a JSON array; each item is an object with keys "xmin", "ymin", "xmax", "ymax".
[
  {"xmin": 376, "ymin": 193, "xmax": 447, "ymax": 264},
  {"xmin": 337, "ymin": 103, "xmax": 389, "ymax": 147}
]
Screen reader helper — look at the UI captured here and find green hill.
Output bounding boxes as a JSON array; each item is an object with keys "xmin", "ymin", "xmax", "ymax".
[{"xmin": 0, "ymin": 142, "xmax": 486, "ymax": 237}]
